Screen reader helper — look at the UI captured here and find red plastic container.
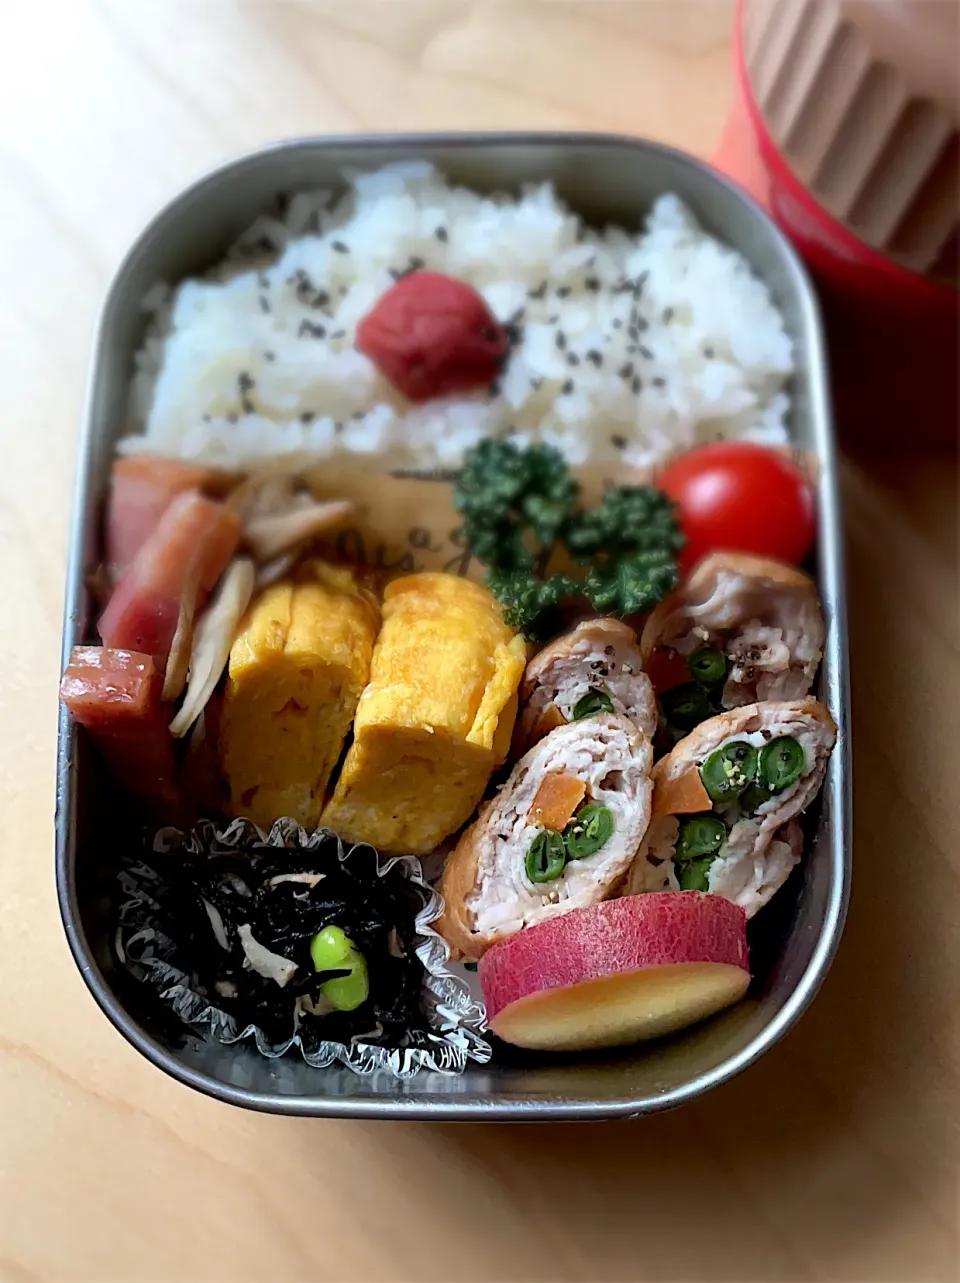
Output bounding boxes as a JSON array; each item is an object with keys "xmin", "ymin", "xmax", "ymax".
[{"xmin": 716, "ymin": 0, "xmax": 958, "ymax": 452}]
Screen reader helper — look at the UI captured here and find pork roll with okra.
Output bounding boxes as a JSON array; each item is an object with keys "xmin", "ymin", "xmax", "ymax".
[
  {"xmin": 438, "ymin": 714, "xmax": 654, "ymax": 960},
  {"xmin": 642, "ymin": 552, "xmax": 824, "ymax": 741},
  {"xmin": 626, "ymin": 697, "xmax": 836, "ymax": 917},
  {"xmin": 514, "ymin": 618, "xmax": 656, "ymax": 754}
]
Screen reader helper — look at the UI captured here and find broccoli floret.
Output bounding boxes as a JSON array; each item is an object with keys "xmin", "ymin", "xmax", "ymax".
[
  {"xmin": 487, "ymin": 569, "xmax": 578, "ymax": 640},
  {"xmin": 453, "ymin": 441, "xmax": 683, "ymax": 638},
  {"xmin": 454, "ymin": 440, "xmax": 579, "ymax": 576},
  {"xmin": 566, "ymin": 485, "xmax": 684, "ymax": 561},
  {"xmin": 570, "ymin": 486, "xmax": 684, "ymax": 616}
]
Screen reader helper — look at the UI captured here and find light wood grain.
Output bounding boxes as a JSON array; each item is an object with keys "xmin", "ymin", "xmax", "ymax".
[{"xmin": 1, "ymin": 2, "xmax": 957, "ymax": 1281}]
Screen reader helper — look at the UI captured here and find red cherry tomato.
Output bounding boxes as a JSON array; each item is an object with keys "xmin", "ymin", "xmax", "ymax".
[{"xmin": 658, "ymin": 443, "xmax": 816, "ymax": 575}]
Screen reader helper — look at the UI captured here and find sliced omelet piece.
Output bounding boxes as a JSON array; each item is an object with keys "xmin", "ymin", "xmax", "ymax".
[
  {"xmin": 220, "ymin": 559, "xmax": 379, "ymax": 830},
  {"xmin": 322, "ymin": 572, "xmax": 527, "ymax": 854}
]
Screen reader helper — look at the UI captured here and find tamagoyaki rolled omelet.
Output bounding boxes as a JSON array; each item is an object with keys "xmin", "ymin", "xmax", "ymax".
[
  {"xmin": 322, "ymin": 572, "xmax": 527, "ymax": 855},
  {"xmin": 219, "ymin": 559, "xmax": 379, "ymax": 831}
]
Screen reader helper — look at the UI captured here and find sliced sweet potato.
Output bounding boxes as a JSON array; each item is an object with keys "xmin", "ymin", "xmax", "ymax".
[{"xmin": 479, "ymin": 893, "xmax": 749, "ymax": 1052}]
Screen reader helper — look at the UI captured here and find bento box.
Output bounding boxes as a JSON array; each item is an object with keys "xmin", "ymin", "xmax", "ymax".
[{"xmin": 56, "ymin": 133, "xmax": 850, "ymax": 1119}]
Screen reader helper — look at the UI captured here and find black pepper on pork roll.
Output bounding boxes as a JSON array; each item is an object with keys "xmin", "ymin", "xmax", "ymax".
[
  {"xmin": 437, "ymin": 714, "xmax": 654, "ymax": 961},
  {"xmin": 515, "ymin": 618, "xmax": 656, "ymax": 755},
  {"xmin": 641, "ymin": 552, "xmax": 824, "ymax": 742},
  {"xmin": 625, "ymin": 697, "xmax": 836, "ymax": 918}
]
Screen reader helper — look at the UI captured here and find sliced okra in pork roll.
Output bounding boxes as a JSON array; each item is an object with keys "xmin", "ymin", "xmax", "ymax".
[
  {"xmin": 514, "ymin": 618, "xmax": 656, "ymax": 755},
  {"xmin": 640, "ymin": 552, "xmax": 825, "ymax": 739},
  {"xmin": 626, "ymin": 697, "xmax": 836, "ymax": 917},
  {"xmin": 437, "ymin": 714, "xmax": 654, "ymax": 960}
]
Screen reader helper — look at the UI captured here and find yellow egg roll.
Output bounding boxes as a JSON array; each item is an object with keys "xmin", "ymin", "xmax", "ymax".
[
  {"xmin": 322, "ymin": 572, "xmax": 526, "ymax": 854},
  {"xmin": 219, "ymin": 559, "xmax": 379, "ymax": 830}
]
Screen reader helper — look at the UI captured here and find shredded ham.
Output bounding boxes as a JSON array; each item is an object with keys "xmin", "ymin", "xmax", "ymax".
[{"xmin": 98, "ymin": 491, "xmax": 240, "ymax": 668}]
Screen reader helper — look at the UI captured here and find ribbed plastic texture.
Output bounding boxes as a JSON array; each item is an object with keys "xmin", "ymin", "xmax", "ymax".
[{"xmin": 744, "ymin": 0, "xmax": 958, "ymax": 279}]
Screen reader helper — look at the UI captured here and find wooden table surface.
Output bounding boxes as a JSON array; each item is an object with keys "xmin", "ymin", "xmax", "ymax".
[{"xmin": 1, "ymin": 3, "xmax": 956, "ymax": 1280}]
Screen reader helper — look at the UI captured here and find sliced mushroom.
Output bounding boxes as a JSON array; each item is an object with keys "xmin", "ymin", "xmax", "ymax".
[
  {"xmin": 169, "ymin": 558, "xmax": 256, "ymax": 738},
  {"xmin": 244, "ymin": 499, "xmax": 355, "ymax": 562}
]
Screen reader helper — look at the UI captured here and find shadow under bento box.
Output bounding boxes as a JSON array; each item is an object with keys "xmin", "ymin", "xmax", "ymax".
[{"xmin": 56, "ymin": 134, "xmax": 851, "ymax": 1119}]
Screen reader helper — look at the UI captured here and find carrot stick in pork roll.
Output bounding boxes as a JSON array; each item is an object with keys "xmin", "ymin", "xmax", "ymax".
[
  {"xmin": 514, "ymin": 618, "xmax": 656, "ymax": 755},
  {"xmin": 438, "ymin": 714, "xmax": 654, "ymax": 960},
  {"xmin": 626, "ymin": 697, "xmax": 836, "ymax": 917},
  {"xmin": 641, "ymin": 552, "xmax": 824, "ymax": 738}
]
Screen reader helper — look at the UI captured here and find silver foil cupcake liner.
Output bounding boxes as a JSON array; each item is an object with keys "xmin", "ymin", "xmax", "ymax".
[{"xmin": 117, "ymin": 816, "xmax": 491, "ymax": 1077}]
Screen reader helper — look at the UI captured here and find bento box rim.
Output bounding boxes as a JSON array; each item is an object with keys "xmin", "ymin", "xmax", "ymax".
[{"xmin": 56, "ymin": 131, "xmax": 851, "ymax": 1120}]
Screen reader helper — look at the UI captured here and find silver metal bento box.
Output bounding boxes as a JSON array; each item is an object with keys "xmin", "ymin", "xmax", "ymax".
[{"xmin": 56, "ymin": 134, "xmax": 851, "ymax": 1119}]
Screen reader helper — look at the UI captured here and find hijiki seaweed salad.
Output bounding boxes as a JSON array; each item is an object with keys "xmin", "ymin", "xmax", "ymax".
[{"xmin": 61, "ymin": 162, "xmax": 835, "ymax": 1071}]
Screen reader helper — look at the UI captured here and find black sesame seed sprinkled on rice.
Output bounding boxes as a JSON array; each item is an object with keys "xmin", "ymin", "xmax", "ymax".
[
  {"xmin": 639, "ymin": 345, "xmax": 654, "ymax": 360},
  {"xmin": 435, "ymin": 226, "xmax": 448, "ymax": 241},
  {"xmin": 528, "ymin": 280, "xmax": 548, "ymax": 300},
  {"xmin": 300, "ymin": 411, "xmax": 315, "ymax": 423},
  {"xmin": 331, "ymin": 240, "xmax": 349, "ymax": 253},
  {"xmin": 408, "ymin": 255, "xmax": 425, "ymax": 271},
  {"xmin": 547, "ymin": 313, "xmax": 560, "ymax": 325},
  {"xmin": 311, "ymin": 290, "xmax": 331, "ymax": 308},
  {"xmin": 201, "ymin": 413, "xmax": 211, "ymax": 423},
  {"xmin": 330, "ymin": 329, "xmax": 346, "ymax": 340},
  {"xmin": 567, "ymin": 352, "xmax": 580, "ymax": 366},
  {"xmin": 652, "ymin": 376, "xmax": 666, "ymax": 388},
  {"xmin": 555, "ymin": 331, "xmax": 567, "ymax": 351},
  {"xmin": 612, "ymin": 318, "xmax": 623, "ymax": 329},
  {"xmin": 298, "ymin": 320, "xmax": 326, "ymax": 338},
  {"xmin": 618, "ymin": 362, "xmax": 634, "ymax": 379},
  {"xmin": 509, "ymin": 306, "xmax": 526, "ymax": 325},
  {"xmin": 388, "ymin": 267, "xmax": 402, "ymax": 281},
  {"xmin": 611, "ymin": 434, "xmax": 627, "ymax": 449},
  {"xmin": 562, "ymin": 379, "xmax": 574, "ymax": 395},
  {"xmin": 257, "ymin": 271, "xmax": 269, "ymax": 288},
  {"xmin": 489, "ymin": 379, "xmax": 502, "ymax": 398},
  {"xmin": 586, "ymin": 350, "xmax": 603, "ymax": 367},
  {"xmin": 632, "ymin": 376, "xmax": 643, "ymax": 394},
  {"xmin": 264, "ymin": 350, "xmax": 276, "ymax": 361},
  {"xmin": 663, "ymin": 307, "xmax": 674, "ymax": 323},
  {"xmin": 556, "ymin": 285, "xmax": 571, "ymax": 298},
  {"xmin": 241, "ymin": 397, "xmax": 255, "ymax": 414},
  {"xmin": 238, "ymin": 371, "xmax": 255, "ymax": 391},
  {"xmin": 636, "ymin": 316, "xmax": 649, "ymax": 331},
  {"xmin": 628, "ymin": 324, "xmax": 640, "ymax": 340},
  {"xmin": 703, "ymin": 345, "xmax": 715, "ymax": 358},
  {"xmin": 259, "ymin": 295, "xmax": 271, "ymax": 314},
  {"xmin": 530, "ymin": 376, "xmax": 544, "ymax": 390},
  {"xmin": 585, "ymin": 276, "xmax": 601, "ymax": 293}
]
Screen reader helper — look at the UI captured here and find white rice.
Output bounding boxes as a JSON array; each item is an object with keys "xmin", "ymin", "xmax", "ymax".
[{"xmin": 122, "ymin": 161, "xmax": 793, "ymax": 471}]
